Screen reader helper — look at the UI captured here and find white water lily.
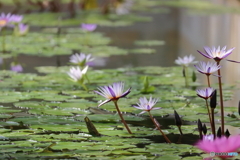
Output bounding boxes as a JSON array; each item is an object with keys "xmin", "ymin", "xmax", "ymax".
[
  {"xmin": 175, "ymin": 55, "xmax": 197, "ymax": 67},
  {"xmin": 67, "ymin": 66, "xmax": 88, "ymax": 82},
  {"xmin": 69, "ymin": 53, "xmax": 94, "ymax": 67},
  {"xmin": 132, "ymin": 97, "xmax": 161, "ymax": 115}
]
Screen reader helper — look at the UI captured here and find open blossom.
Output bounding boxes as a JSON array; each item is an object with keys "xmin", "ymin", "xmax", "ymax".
[
  {"xmin": 132, "ymin": 97, "xmax": 161, "ymax": 114},
  {"xmin": 115, "ymin": 0, "xmax": 134, "ymax": 15},
  {"xmin": 194, "ymin": 61, "xmax": 221, "ymax": 76},
  {"xmin": 18, "ymin": 23, "xmax": 28, "ymax": 34},
  {"xmin": 81, "ymin": 23, "xmax": 97, "ymax": 32},
  {"xmin": 197, "ymin": 46, "xmax": 235, "ymax": 62},
  {"xmin": 195, "ymin": 135, "xmax": 240, "ymax": 159},
  {"xmin": 0, "ymin": 13, "xmax": 23, "ymax": 28},
  {"xmin": 94, "ymin": 82, "xmax": 131, "ymax": 107},
  {"xmin": 10, "ymin": 64, "xmax": 23, "ymax": 73},
  {"xmin": 203, "ymin": 134, "xmax": 214, "ymax": 141},
  {"xmin": 196, "ymin": 87, "xmax": 215, "ymax": 99},
  {"xmin": 175, "ymin": 55, "xmax": 197, "ymax": 67},
  {"xmin": 69, "ymin": 53, "xmax": 94, "ymax": 66},
  {"xmin": 67, "ymin": 66, "xmax": 88, "ymax": 82},
  {"xmin": 14, "ymin": 23, "xmax": 29, "ymax": 36}
]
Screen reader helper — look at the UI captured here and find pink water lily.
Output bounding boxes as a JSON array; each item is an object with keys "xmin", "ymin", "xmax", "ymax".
[
  {"xmin": 94, "ymin": 82, "xmax": 131, "ymax": 107},
  {"xmin": 132, "ymin": 97, "xmax": 161, "ymax": 114},
  {"xmin": 196, "ymin": 135, "xmax": 240, "ymax": 159}
]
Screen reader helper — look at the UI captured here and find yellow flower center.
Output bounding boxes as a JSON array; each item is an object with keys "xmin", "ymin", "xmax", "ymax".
[
  {"xmin": 214, "ymin": 52, "xmax": 220, "ymax": 57},
  {"xmin": 0, "ymin": 20, "xmax": 7, "ymax": 27}
]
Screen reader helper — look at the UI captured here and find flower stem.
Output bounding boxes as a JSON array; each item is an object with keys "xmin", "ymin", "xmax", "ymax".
[
  {"xmin": 80, "ymin": 83, "xmax": 88, "ymax": 92},
  {"xmin": 205, "ymin": 99, "xmax": 214, "ymax": 135},
  {"xmin": 184, "ymin": 66, "xmax": 189, "ymax": 87},
  {"xmin": 85, "ymin": 74, "xmax": 90, "ymax": 83},
  {"xmin": 211, "ymin": 108, "xmax": 216, "ymax": 139},
  {"xmin": 1, "ymin": 27, "xmax": 6, "ymax": 53},
  {"xmin": 148, "ymin": 111, "xmax": 171, "ymax": 143},
  {"xmin": 207, "ymin": 75, "xmax": 211, "ymax": 87},
  {"xmin": 113, "ymin": 101, "xmax": 132, "ymax": 134},
  {"xmin": 217, "ymin": 62, "xmax": 224, "ymax": 135}
]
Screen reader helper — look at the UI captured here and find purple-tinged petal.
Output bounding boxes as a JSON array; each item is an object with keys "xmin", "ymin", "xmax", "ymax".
[
  {"xmin": 212, "ymin": 74, "xmax": 221, "ymax": 77},
  {"xmin": 227, "ymin": 59, "xmax": 240, "ymax": 63},
  {"xmin": 120, "ymin": 87, "xmax": 131, "ymax": 98},
  {"xmin": 151, "ymin": 107, "xmax": 161, "ymax": 110},
  {"xmin": 197, "ymin": 50, "xmax": 212, "ymax": 59},
  {"xmin": 139, "ymin": 110, "xmax": 147, "ymax": 115},
  {"xmin": 93, "ymin": 90, "xmax": 107, "ymax": 98},
  {"xmin": 146, "ymin": 105, "xmax": 151, "ymax": 111},
  {"xmin": 132, "ymin": 105, "xmax": 143, "ymax": 110},
  {"xmin": 108, "ymin": 86, "xmax": 116, "ymax": 98},
  {"xmin": 207, "ymin": 67, "xmax": 211, "ymax": 74},
  {"xmin": 221, "ymin": 52, "xmax": 233, "ymax": 59},
  {"xmin": 98, "ymin": 99, "xmax": 111, "ymax": 107}
]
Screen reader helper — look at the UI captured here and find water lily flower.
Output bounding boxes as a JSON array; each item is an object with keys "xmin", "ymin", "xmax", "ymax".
[
  {"xmin": 196, "ymin": 87, "xmax": 215, "ymax": 100},
  {"xmin": 203, "ymin": 134, "xmax": 214, "ymax": 141},
  {"xmin": 197, "ymin": 46, "xmax": 235, "ymax": 62},
  {"xmin": 81, "ymin": 23, "xmax": 97, "ymax": 32},
  {"xmin": 132, "ymin": 97, "xmax": 161, "ymax": 114},
  {"xmin": 194, "ymin": 61, "xmax": 221, "ymax": 76},
  {"xmin": 94, "ymin": 82, "xmax": 131, "ymax": 107},
  {"xmin": 195, "ymin": 135, "xmax": 240, "ymax": 159},
  {"xmin": 0, "ymin": 13, "xmax": 23, "ymax": 28},
  {"xmin": 67, "ymin": 66, "xmax": 88, "ymax": 83},
  {"xmin": 69, "ymin": 53, "xmax": 94, "ymax": 67},
  {"xmin": 10, "ymin": 64, "xmax": 23, "ymax": 73},
  {"xmin": 14, "ymin": 23, "xmax": 29, "ymax": 36},
  {"xmin": 175, "ymin": 55, "xmax": 197, "ymax": 67},
  {"xmin": 115, "ymin": 0, "xmax": 134, "ymax": 15}
]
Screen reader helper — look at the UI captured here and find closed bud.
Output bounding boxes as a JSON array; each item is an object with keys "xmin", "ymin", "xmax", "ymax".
[
  {"xmin": 197, "ymin": 119, "xmax": 203, "ymax": 132},
  {"xmin": 217, "ymin": 127, "xmax": 222, "ymax": 138},
  {"xmin": 202, "ymin": 124, "xmax": 207, "ymax": 135},
  {"xmin": 192, "ymin": 71, "xmax": 197, "ymax": 82},
  {"xmin": 210, "ymin": 90, "xmax": 217, "ymax": 109},
  {"xmin": 225, "ymin": 129, "xmax": 230, "ymax": 138},
  {"xmin": 238, "ymin": 101, "xmax": 240, "ymax": 116},
  {"xmin": 174, "ymin": 110, "xmax": 182, "ymax": 126}
]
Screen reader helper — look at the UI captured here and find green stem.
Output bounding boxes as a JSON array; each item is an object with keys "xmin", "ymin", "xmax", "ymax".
[
  {"xmin": 85, "ymin": 74, "xmax": 90, "ymax": 83},
  {"xmin": 217, "ymin": 62, "xmax": 224, "ymax": 135},
  {"xmin": 205, "ymin": 99, "xmax": 214, "ymax": 135},
  {"xmin": 184, "ymin": 66, "xmax": 189, "ymax": 87},
  {"xmin": 207, "ymin": 75, "xmax": 211, "ymax": 87},
  {"xmin": 113, "ymin": 101, "xmax": 132, "ymax": 134},
  {"xmin": 211, "ymin": 108, "xmax": 216, "ymax": 139},
  {"xmin": 148, "ymin": 111, "xmax": 171, "ymax": 143},
  {"xmin": 80, "ymin": 83, "xmax": 88, "ymax": 92},
  {"xmin": 1, "ymin": 27, "xmax": 6, "ymax": 53}
]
